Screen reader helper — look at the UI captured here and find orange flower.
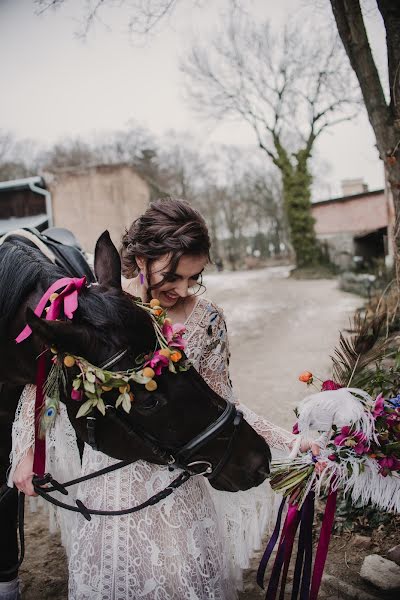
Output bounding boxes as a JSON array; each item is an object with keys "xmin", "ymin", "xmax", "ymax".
[
  {"xmin": 63, "ymin": 355, "xmax": 76, "ymax": 368},
  {"xmin": 143, "ymin": 367, "xmax": 155, "ymax": 378},
  {"xmin": 170, "ymin": 351, "xmax": 182, "ymax": 363},
  {"xmin": 150, "ymin": 298, "xmax": 160, "ymax": 308},
  {"xmin": 145, "ymin": 380, "xmax": 158, "ymax": 392},
  {"xmin": 159, "ymin": 348, "xmax": 171, "ymax": 358},
  {"xmin": 153, "ymin": 308, "xmax": 163, "ymax": 316},
  {"xmin": 299, "ymin": 371, "xmax": 313, "ymax": 383}
]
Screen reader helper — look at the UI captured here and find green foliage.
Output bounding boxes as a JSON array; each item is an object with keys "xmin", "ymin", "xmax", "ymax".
[
  {"xmin": 277, "ymin": 143, "xmax": 321, "ymax": 268},
  {"xmin": 332, "ymin": 490, "xmax": 392, "ymax": 534},
  {"xmin": 352, "ymin": 351, "xmax": 400, "ymax": 399}
]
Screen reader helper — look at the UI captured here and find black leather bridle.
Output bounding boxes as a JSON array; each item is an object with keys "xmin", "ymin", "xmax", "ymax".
[
  {"xmin": 0, "ymin": 347, "xmax": 244, "ymax": 575},
  {"xmin": 32, "ymin": 398, "xmax": 244, "ymax": 518}
]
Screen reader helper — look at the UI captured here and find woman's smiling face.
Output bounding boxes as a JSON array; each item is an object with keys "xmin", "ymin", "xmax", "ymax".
[{"xmin": 139, "ymin": 253, "xmax": 208, "ymax": 308}]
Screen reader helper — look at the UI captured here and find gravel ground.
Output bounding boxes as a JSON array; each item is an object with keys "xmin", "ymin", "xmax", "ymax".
[{"xmin": 18, "ymin": 268, "xmax": 362, "ymax": 599}]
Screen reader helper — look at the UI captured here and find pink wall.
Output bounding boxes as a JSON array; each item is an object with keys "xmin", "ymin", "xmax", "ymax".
[{"xmin": 312, "ymin": 191, "xmax": 387, "ymax": 235}]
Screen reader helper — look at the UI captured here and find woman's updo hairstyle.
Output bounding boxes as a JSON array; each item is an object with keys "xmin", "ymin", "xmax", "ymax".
[{"xmin": 120, "ymin": 198, "xmax": 211, "ymax": 290}]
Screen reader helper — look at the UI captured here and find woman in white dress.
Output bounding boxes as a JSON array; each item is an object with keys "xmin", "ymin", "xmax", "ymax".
[{"xmin": 11, "ymin": 199, "xmax": 298, "ymax": 600}]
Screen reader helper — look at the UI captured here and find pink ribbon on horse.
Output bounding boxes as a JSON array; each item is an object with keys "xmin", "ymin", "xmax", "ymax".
[
  {"xmin": 16, "ymin": 276, "xmax": 86, "ymax": 343},
  {"xmin": 15, "ymin": 276, "xmax": 86, "ymax": 476}
]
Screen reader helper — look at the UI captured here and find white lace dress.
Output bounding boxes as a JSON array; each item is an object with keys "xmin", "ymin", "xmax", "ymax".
[{"xmin": 9, "ymin": 297, "xmax": 294, "ymax": 600}]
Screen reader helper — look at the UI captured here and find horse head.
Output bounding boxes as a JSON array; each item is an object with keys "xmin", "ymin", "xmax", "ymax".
[{"xmin": 23, "ymin": 232, "xmax": 271, "ymax": 492}]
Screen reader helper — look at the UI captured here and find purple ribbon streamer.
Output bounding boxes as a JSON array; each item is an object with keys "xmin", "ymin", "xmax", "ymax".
[
  {"xmin": 290, "ymin": 491, "xmax": 315, "ymax": 600},
  {"xmin": 257, "ymin": 498, "xmax": 286, "ymax": 589},
  {"xmin": 266, "ymin": 504, "xmax": 301, "ymax": 600},
  {"xmin": 300, "ymin": 493, "xmax": 314, "ymax": 600}
]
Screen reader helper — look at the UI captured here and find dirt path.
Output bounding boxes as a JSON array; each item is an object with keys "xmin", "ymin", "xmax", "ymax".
[{"xmin": 19, "ymin": 269, "xmax": 361, "ymax": 599}]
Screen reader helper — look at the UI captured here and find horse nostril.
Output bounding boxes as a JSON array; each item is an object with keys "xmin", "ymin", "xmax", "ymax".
[{"xmin": 256, "ymin": 464, "xmax": 270, "ymax": 483}]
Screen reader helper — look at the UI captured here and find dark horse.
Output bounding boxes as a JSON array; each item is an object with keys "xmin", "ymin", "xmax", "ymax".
[{"xmin": 0, "ymin": 230, "xmax": 271, "ymax": 577}]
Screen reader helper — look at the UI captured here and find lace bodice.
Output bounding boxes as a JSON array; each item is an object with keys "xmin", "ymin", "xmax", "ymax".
[
  {"xmin": 185, "ymin": 298, "xmax": 295, "ymax": 452},
  {"xmin": 10, "ymin": 296, "xmax": 293, "ymax": 600}
]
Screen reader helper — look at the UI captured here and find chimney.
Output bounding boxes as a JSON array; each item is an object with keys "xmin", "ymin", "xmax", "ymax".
[{"xmin": 341, "ymin": 178, "xmax": 368, "ymax": 197}]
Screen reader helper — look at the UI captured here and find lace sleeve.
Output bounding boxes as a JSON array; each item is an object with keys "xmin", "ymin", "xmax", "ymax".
[
  {"xmin": 197, "ymin": 307, "xmax": 236, "ymax": 403},
  {"xmin": 197, "ymin": 307, "xmax": 295, "ymax": 452},
  {"xmin": 7, "ymin": 384, "xmax": 36, "ymax": 486}
]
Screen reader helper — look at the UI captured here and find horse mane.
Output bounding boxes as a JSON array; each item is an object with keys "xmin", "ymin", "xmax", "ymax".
[
  {"xmin": 76, "ymin": 288, "xmax": 155, "ymax": 348},
  {"xmin": 0, "ymin": 239, "xmax": 65, "ymax": 338},
  {"xmin": 0, "ymin": 237, "xmax": 155, "ymax": 349}
]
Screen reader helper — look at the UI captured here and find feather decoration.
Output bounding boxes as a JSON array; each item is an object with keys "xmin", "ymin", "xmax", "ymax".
[
  {"xmin": 331, "ymin": 313, "xmax": 387, "ymax": 388},
  {"xmin": 39, "ymin": 397, "xmax": 59, "ymax": 439},
  {"xmin": 297, "ymin": 387, "xmax": 376, "ymax": 442},
  {"xmin": 314, "ymin": 453, "xmax": 400, "ymax": 514},
  {"xmin": 39, "ymin": 358, "xmax": 66, "ymax": 437},
  {"xmin": 343, "ymin": 457, "xmax": 400, "ymax": 513}
]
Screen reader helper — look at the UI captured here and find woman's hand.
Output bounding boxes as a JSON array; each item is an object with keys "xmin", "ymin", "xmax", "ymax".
[{"xmin": 13, "ymin": 447, "xmax": 37, "ymax": 496}]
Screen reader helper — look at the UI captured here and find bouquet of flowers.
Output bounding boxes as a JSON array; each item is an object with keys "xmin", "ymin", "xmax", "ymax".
[
  {"xmin": 270, "ymin": 374, "xmax": 400, "ymax": 513},
  {"xmin": 257, "ymin": 314, "xmax": 400, "ymax": 600}
]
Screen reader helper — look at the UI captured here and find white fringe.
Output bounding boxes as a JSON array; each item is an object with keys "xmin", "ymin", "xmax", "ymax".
[{"xmin": 343, "ymin": 457, "xmax": 400, "ymax": 513}]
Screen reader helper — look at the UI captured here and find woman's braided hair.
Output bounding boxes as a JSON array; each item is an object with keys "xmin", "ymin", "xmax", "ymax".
[{"xmin": 120, "ymin": 198, "xmax": 211, "ymax": 293}]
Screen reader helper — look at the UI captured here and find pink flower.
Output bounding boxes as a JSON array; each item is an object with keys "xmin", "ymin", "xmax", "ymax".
[
  {"xmin": 373, "ymin": 393, "xmax": 385, "ymax": 418},
  {"xmin": 334, "ymin": 426, "xmax": 370, "ymax": 455},
  {"xmin": 377, "ymin": 456, "xmax": 400, "ymax": 475},
  {"xmin": 144, "ymin": 350, "xmax": 169, "ymax": 376},
  {"xmin": 328, "ymin": 454, "xmax": 337, "ymax": 461},
  {"xmin": 321, "ymin": 380, "xmax": 342, "ymax": 391},
  {"xmin": 292, "ymin": 422, "xmax": 299, "ymax": 435},
  {"xmin": 71, "ymin": 389, "xmax": 83, "ymax": 401},
  {"xmin": 162, "ymin": 322, "xmax": 186, "ymax": 351}
]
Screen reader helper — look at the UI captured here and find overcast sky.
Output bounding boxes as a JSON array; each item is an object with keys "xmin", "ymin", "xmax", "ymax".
[{"xmin": 0, "ymin": 0, "xmax": 388, "ymax": 198}]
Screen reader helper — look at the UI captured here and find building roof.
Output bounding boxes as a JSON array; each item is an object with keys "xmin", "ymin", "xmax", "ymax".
[
  {"xmin": 313, "ymin": 188, "xmax": 385, "ymax": 208},
  {"xmin": 0, "ymin": 176, "xmax": 45, "ymax": 193},
  {"xmin": 0, "ymin": 214, "xmax": 48, "ymax": 234}
]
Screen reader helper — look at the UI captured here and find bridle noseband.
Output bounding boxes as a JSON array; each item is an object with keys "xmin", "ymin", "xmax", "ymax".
[{"xmin": 32, "ymin": 397, "xmax": 243, "ymax": 519}]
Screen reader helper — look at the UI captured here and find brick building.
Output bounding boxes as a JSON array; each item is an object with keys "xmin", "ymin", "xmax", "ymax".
[{"xmin": 311, "ymin": 179, "xmax": 393, "ymax": 269}]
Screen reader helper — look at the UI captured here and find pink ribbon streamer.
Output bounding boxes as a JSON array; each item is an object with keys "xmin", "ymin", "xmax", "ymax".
[
  {"xmin": 15, "ymin": 276, "xmax": 86, "ymax": 476},
  {"xmin": 16, "ymin": 277, "xmax": 86, "ymax": 343},
  {"xmin": 310, "ymin": 487, "xmax": 337, "ymax": 600}
]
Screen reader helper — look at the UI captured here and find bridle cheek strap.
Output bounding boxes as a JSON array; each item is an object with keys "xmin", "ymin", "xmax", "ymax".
[
  {"xmin": 206, "ymin": 411, "xmax": 243, "ymax": 482},
  {"xmin": 174, "ymin": 402, "xmax": 242, "ymax": 473}
]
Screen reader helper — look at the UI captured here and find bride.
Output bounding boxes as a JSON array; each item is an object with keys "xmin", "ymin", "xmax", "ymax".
[{"xmin": 10, "ymin": 199, "xmax": 299, "ymax": 600}]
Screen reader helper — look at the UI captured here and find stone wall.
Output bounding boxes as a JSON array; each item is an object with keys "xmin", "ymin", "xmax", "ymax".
[
  {"xmin": 46, "ymin": 164, "xmax": 151, "ymax": 252},
  {"xmin": 318, "ymin": 231, "xmax": 355, "ymax": 270}
]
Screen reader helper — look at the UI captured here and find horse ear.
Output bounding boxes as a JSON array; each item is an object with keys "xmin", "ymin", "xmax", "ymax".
[
  {"xmin": 26, "ymin": 309, "xmax": 90, "ymax": 354},
  {"xmin": 94, "ymin": 231, "xmax": 122, "ymax": 290}
]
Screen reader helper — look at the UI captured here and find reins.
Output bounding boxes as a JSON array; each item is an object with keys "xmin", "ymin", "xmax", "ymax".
[
  {"xmin": 30, "ymin": 401, "xmax": 243, "ymax": 519},
  {"xmin": 3, "ymin": 403, "xmax": 242, "ymax": 578}
]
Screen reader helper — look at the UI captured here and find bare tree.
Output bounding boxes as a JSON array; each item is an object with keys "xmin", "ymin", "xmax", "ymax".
[
  {"xmin": 329, "ymin": 0, "xmax": 400, "ymax": 280},
  {"xmin": 241, "ymin": 164, "xmax": 289, "ymax": 257},
  {"xmin": 0, "ymin": 130, "xmax": 37, "ymax": 180},
  {"xmin": 157, "ymin": 131, "xmax": 209, "ymax": 201},
  {"xmin": 181, "ymin": 11, "xmax": 359, "ymax": 267},
  {"xmin": 35, "ymin": 0, "xmax": 181, "ymax": 37}
]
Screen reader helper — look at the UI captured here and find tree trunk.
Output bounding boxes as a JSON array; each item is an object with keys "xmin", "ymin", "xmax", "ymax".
[
  {"xmin": 272, "ymin": 138, "xmax": 320, "ymax": 268},
  {"xmin": 330, "ymin": 0, "xmax": 400, "ymax": 280}
]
